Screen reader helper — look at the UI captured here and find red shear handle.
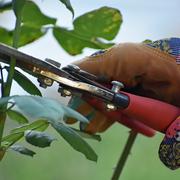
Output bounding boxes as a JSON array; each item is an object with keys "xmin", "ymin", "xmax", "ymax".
[
  {"xmin": 116, "ymin": 115, "xmax": 155, "ymax": 137},
  {"xmin": 122, "ymin": 92, "xmax": 180, "ymax": 132},
  {"xmin": 86, "ymin": 91, "xmax": 179, "ymax": 136},
  {"xmin": 86, "ymin": 98, "xmax": 156, "ymax": 137}
]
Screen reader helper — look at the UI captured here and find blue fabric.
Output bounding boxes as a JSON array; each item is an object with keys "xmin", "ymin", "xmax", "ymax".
[
  {"xmin": 169, "ymin": 38, "xmax": 180, "ymax": 64},
  {"xmin": 158, "ymin": 116, "xmax": 180, "ymax": 170},
  {"xmin": 145, "ymin": 37, "xmax": 180, "ymax": 64}
]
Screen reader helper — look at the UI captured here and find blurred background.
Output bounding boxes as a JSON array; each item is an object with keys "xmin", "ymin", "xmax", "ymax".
[{"xmin": 0, "ymin": 0, "xmax": 180, "ymax": 179}]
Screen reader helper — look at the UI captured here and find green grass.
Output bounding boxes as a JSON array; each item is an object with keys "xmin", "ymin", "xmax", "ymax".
[{"xmin": 0, "ymin": 124, "xmax": 179, "ymax": 180}]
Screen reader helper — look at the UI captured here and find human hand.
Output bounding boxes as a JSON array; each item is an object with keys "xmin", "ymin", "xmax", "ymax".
[
  {"xmin": 67, "ymin": 38, "xmax": 180, "ymax": 134},
  {"xmin": 67, "ymin": 38, "xmax": 180, "ymax": 169}
]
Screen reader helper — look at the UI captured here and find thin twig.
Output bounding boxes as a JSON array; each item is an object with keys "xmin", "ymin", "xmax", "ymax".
[
  {"xmin": 0, "ymin": 65, "xmax": 4, "ymax": 96},
  {"xmin": 4, "ymin": 15, "xmax": 22, "ymax": 97},
  {"xmin": 111, "ymin": 130, "xmax": 138, "ymax": 180}
]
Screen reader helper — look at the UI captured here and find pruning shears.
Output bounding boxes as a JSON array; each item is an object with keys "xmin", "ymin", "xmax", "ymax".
[
  {"xmin": 0, "ymin": 43, "xmax": 179, "ymax": 137},
  {"xmin": 0, "ymin": 43, "xmax": 129, "ymax": 109}
]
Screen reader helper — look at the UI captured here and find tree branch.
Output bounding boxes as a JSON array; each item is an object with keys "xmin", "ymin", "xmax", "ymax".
[{"xmin": 111, "ymin": 130, "xmax": 138, "ymax": 180}]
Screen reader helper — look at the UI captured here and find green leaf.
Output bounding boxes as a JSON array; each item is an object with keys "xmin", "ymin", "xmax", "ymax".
[
  {"xmin": 0, "ymin": 95, "xmax": 17, "ymax": 109},
  {"xmin": 51, "ymin": 122, "xmax": 97, "ymax": 161},
  {"xmin": 0, "ymin": 1, "xmax": 12, "ymax": 12},
  {"xmin": 71, "ymin": 128, "xmax": 101, "ymax": 142},
  {"xmin": 0, "ymin": 26, "xmax": 45, "ymax": 47},
  {"xmin": 59, "ymin": 0, "xmax": 74, "ymax": 17},
  {"xmin": 11, "ymin": 119, "xmax": 49, "ymax": 134},
  {"xmin": 25, "ymin": 130, "xmax": 55, "ymax": 148},
  {"xmin": 0, "ymin": 94, "xmax": 88, "ymax": 130},
  {"xmin": 143, "ymin": 39, "xmax": 153, "ymax": 44},
  {"xmin": 2, "ymin": 132, "xmax": 24, "ymax": 147},
  {"xmin": 53, "ymin": 27, "xmax": 113, "ymax": 55},
  {"xmin": 10, "ymin": 145, "xmax": 36, "ymax": 157},
  {"xmin": 12, "ymin": 0, "xmax": 26, "ymax": 18},
  {"xmin": 13, "ymin": 96, "xmax": 88, "ymax": 123},
  {"xmin": 18, "ymin": 25, "xmax": 45, "ymax": 47},
  {"xmin": 53, "ymin": 7, "xmax": 122, "ymax": 55},
  {"xmin": 2, "ymin": 119, "xmax": 49, "ymax": 148},
  {"xmin": 22, "ymin": 1, "xmax": 56, "ymax": 28},
  {"xmin": 7, "ymin": 109, "xmax": 29, "ymax": 124},
  {"xmin": 0, "ymin": 27, "xmax": 13, "ymax": 46},
  {"xmin": 73, "ymin": 7, "xmax": 122, "ymax": 40},
  {"xmin": 0, "ymin": 1, "xmax": 56, "ymax": 47},
  {"xmin": 5, "ymin": 67, "xmax": 42, "ymax": 96},
  {"xmin": 0, "ymin": 147, "xmax": 6, "ymax": 161},
  {"xmin": 32, "ymin": 120, "xmax": 49, "ymax": 132}
]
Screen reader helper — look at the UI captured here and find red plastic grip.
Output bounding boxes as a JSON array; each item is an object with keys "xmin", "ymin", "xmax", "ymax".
[
  {"xmin": 122, "ymin": 92, "xmax": 180, "ymax": 132},
  {"xmin": 86, "ymin": 98, "xmax": 156, "ymax": 137},
  {"xmin": 85, "ymin": 91, "xmax": 180, "ymax": 136}
]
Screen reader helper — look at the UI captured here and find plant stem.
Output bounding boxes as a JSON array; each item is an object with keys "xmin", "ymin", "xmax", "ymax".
[
  {"xmin": 111, "ymin": 130, "xmax": 138, "ymax": 180},
  {"xmin": 0, "ymin": 14, "xmax": 22, "ymax": 146},
  {"xmin": 0, "ymin": 65, "xmax": 4, "ymax": 96},
  {"xmin": 4, "ymin": 15, "xmax": 22, "ymax": 96},
  {"xmin": 0, "ymin": 113, "xmax": 6, "ymax": 147}
]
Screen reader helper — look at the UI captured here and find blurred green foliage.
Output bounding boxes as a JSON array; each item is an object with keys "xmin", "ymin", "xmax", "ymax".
[{"xmin": 0, "ymin": 125, "xmax": 179, "ymax": 180}]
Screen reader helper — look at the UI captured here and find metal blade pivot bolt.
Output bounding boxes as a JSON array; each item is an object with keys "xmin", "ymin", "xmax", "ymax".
[
  {"xmin": 58, "ymin": 87, "xmax": 72, "ymax": 97},
  {"xmin": 38, "ymin": 77, "xmax": 53, "ymax": 88},
  {"xmin": 111, "ymin": 81, "xmax": 124, "ymax": 93},
  {"xmin": 106, "ymin": 81, "xmax": 124, "ymax": 111}
]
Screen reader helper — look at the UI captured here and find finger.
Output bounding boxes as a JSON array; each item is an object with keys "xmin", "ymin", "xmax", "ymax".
[
  {"xmin": 82, "ymin": 112, "xmax": 115, "ymax": 134},
  {"xmin": 66, "ymin": 96, "xmax": 94, "ymax": 124},
  {"xmin": 67, "ymin": 96, "xmax": 114, "ymax": 134}
]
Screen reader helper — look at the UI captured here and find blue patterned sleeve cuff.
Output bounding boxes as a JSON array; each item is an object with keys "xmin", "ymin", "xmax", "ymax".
[
  {"xmin": 145, "ymin": 37, "xmax": 180, "ymax": 64},
  {"xmin": 159, "ymin": 116, "xmax": 180, "ymax": 170}
]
